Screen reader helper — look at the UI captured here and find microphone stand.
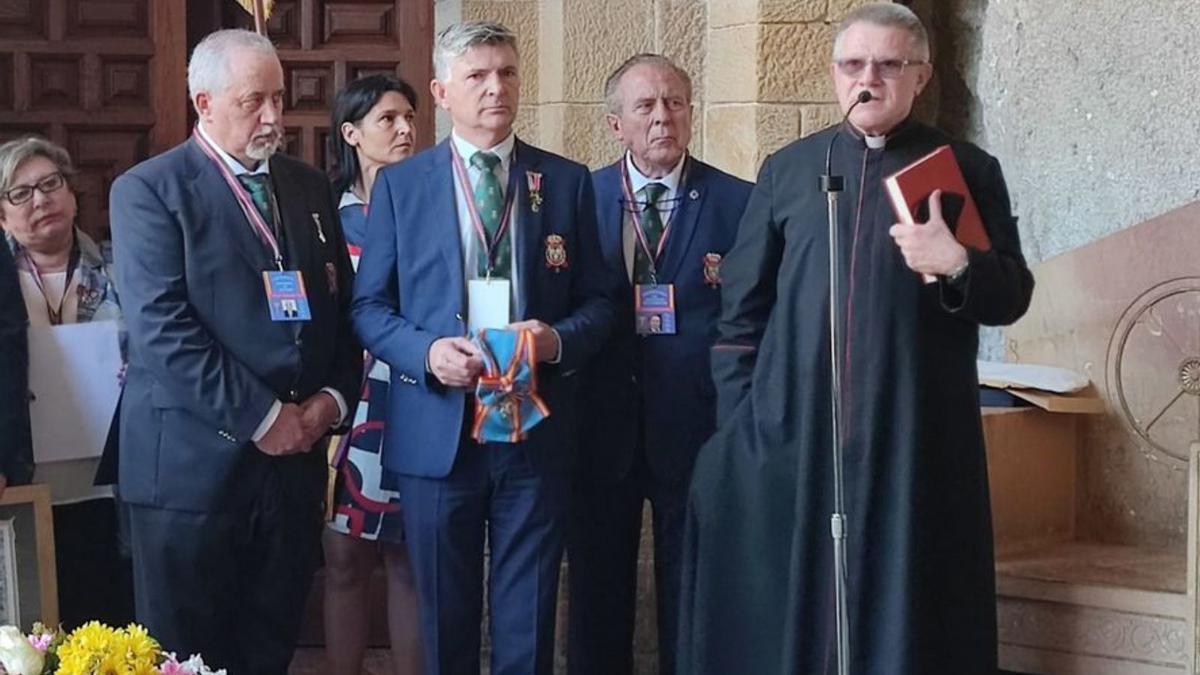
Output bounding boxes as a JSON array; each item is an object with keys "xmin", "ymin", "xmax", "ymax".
[{"xmin": 816, "ymin": 89, "xmax": 870, "ymax": 675}]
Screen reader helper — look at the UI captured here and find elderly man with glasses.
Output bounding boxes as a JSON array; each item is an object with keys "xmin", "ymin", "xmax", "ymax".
[{"xmin": 677, "ymin": 4, "xmax": 1035, "ymax": 674}]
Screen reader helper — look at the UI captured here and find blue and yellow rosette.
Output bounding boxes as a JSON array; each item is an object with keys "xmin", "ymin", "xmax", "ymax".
[{"xmin": 471, "ymin": 328, "xmax": 551, "ymax": 443}]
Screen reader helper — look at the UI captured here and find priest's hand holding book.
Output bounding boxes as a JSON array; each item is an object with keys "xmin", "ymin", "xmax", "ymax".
[{"xmin": 888, "ymin": 188, "xmax": 970, "ymax": 279}]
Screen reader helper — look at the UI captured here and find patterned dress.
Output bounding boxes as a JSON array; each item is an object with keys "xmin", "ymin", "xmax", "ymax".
[{"xmin": 327, "ymin": 192, "xmax": 405, "ymax": 542}]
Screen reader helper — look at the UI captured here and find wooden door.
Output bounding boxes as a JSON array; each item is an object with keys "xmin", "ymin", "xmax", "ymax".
[
  {"xmin": 201, "ymin": 0, "xmax": 435, "ymax": 173},
  {"xmin": 0, "ymin": 0, "xmax": 188, "ymax": 241}
]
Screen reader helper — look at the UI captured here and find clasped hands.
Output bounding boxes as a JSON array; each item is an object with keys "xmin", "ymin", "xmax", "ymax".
[
  {"xmin": 888, "ymin": 189, "xmax": 969, "ymax": 277},
  {"xmin": 428, "ymin": 320, "xmax": 558, "ymax": 389},
  {"xmin": 256, "ymin": 392, "xmax": 341, "ymax": 456}
]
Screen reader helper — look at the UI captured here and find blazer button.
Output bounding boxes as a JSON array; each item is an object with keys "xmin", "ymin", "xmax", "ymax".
[
  {"xmin": 455, "ymin": 312, "xmax": 464, "ymax": 322},
  {"xmin": 289, "ymin": 389, "xmax": 298, "ymax": 400}
]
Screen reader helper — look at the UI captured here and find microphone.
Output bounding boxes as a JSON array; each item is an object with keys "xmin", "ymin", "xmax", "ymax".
[{"xmin": 821, "ymin": 90, "xmax": 873, "ymax": 192}]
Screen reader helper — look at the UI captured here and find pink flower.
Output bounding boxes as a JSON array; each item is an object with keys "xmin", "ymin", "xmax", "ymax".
[{"xmin": 25, "ymin": 634, "xmax": 50, "ymax": 652}]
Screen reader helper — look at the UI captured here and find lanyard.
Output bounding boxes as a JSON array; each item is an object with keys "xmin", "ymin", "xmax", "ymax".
[
  {"xmin": 450, "ymin": 143, "xmax": 519, "ymax": 276},
  {"xmin": 619, "ymin": 156, "xmax": 689, "ymax": 278},
  {"xmin": 193, "ymin": 128, "xmax": 285, "ymax": 270},
  {"xmin": 21, "ymin": 241, "xmax": 79, "ymax": 326}
]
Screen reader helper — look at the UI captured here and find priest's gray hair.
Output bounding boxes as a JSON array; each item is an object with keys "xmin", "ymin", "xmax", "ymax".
[
  {"xmin": 603, "ymin": 54, "xmax": 694, "ymax": 115},
  {"xmin": 833, "ymin": 3, "xmax": 931, "ymax": 63},
  {"xmin": 188, "ymin": 29, "xmax": 278, "ymax": 101},
  {"xmin": 434, "ymin": 21, "xmax": 519, "ymax": 81}
]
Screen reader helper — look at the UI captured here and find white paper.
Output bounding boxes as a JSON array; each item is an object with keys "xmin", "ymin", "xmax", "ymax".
[
  {"xmin": 977, "ymin": 360, "xmax": 1090, "ymax": 394},
  {"xmin": 28, "ymin": 320, "xmax": 122, "ymax": 463},
  {"xmin": 468, "ymin": 278, "xmax": 512, "ymax": 334}
]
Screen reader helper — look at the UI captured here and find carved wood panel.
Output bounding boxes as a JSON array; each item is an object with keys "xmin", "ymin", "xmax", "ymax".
[
  {"xmin": 0, "ymin": 0, "xmax": 188, "ymax": 241},
  {"xmin": 210, "ymin": 0, "xmax": 435, "ymax": 173}
]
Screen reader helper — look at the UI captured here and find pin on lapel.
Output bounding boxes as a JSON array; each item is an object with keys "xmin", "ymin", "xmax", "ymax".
[
  {"xmin": 689, "ymin": 189, "xmax": 700, "ymax": 200},
  {"xmin": 312, "ymin": 212, "xmax": 327, "ymax": 244}
]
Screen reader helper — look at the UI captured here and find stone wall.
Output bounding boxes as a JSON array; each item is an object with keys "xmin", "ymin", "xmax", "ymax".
[{"xmin": 434, "ymin": 0, "xmax": 876, "ymax": 178}]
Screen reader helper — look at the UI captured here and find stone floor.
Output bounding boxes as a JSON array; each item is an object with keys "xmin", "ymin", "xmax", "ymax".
[{"xmin": 290, "ymin": 505, "xmax": 662, "ymax": 675}]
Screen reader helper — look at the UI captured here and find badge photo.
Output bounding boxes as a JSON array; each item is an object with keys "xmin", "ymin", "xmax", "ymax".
[{"xmin": 544, "ymin": 234, "xmax": 568, "ymax": 271}]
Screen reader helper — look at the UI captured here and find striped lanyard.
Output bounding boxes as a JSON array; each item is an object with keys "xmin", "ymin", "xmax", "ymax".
[
  {"xmin": 450, "ymin": 143, "xmax": 519, "ymax": 277},
  {"xmin": 620, "ymin": 155, "xmax": 689, "ymax": 279},
  {"xmin": 193, "ymin": 128, "xmax": 284, "ymax": 270}
]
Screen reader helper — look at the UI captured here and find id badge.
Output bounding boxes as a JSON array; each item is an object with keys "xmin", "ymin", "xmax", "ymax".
[
  {"xmin": 262, "ymin": 270, "xmax": 312, "ymax": 322},
  {"xmin": 468, "ymin": 277, "xmax": 512, "ymax": 333},
  {"xmin": 635, "ymin": 283, "xmax": 676, "ymax": 335}
]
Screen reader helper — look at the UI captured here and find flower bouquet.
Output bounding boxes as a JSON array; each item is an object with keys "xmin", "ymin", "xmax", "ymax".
[{"xmin": 0, "ymin": 622, "xmax": 226, "ymax": 675}]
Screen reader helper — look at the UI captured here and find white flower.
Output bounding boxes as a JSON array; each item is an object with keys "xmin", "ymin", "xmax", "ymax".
[
  {"xmin": 184, "ymin": 654, "xmax": 227, "ymax": 675},
  {"xmin": 0, "ymin": 626, "xmax": 44, "ymax": 675}
]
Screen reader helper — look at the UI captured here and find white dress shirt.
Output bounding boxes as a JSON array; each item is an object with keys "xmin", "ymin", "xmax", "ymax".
[
  {"xmin": 450, "ymin": 132, "xmax": 521, "ymax": 313},
  {"xmin": 195, "ymin": 123, "xmax": 348, "ymax": 441},
  {"xmin": 622, "ymin": 152, "xmax": 687, "ymax": 282}
]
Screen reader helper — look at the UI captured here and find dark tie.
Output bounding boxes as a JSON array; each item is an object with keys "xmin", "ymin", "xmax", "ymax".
[
  {"xmin": 634, "ymin": 182, "xmax": 668, "ymax": 284},
  {"xmin": 470, "ymin": 151, "xmax": 510, "ymax": 277},
  {"xmin": 237, "ymin": 173, "xmax": 275, "ymax": 229}
]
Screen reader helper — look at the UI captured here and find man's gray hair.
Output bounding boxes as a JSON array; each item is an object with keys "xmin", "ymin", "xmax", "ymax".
[
  {"xmin": 433, "ymin": 21, "xmax": 519, "ymax": 81},
  {"xmin": 833, "ymin": 2, "xmax": 930, "ymax": 62},
  {"xmin": 188, "ymin": 29, "xmax": 278, "ymax": 100},
  {"xmin": 0, "ymin": 136, "xmax": 75, "ymax": 195},
  {"xmin": 603, "ymin": 53, "xmax": 693, "ymax": 115}
]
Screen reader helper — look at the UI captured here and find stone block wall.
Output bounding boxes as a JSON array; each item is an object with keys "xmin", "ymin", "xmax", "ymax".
[{"xmin": 435, "ymin": 0, "xmax": 879, "ymax": 179}]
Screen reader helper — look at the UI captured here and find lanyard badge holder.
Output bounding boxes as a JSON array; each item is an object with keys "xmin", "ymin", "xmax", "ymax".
[
  {"xmin": 193, "ymin": 128, "xmax": 310, "ymax": 322},
  {"xmin": 621, "ymin": 159, "xmax": 686, "ymax": 335},
  {"xmin": 452, "ymin": 144, "xmax": 519, "ymax": 332}
]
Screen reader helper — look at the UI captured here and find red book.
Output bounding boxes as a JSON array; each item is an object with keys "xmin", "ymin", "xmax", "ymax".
[{"xmin": 884, "ymin": 144, "xmax": 991, "ymax": 253}]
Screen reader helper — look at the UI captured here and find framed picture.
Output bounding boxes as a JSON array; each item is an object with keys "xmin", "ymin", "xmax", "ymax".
[{"xmin": 0, "ymin": 485, "xmax": 57, "ymax": 630}]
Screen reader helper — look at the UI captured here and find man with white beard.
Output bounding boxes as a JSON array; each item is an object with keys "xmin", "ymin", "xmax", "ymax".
[{"xmin": 109, "ymin": 29, "xmax": 361, "ymax": 674}]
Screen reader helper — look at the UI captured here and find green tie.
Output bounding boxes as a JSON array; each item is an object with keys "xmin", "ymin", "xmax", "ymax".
[
  {"xmin": 470, "ymin": 151, "xmax": 510, "ymax": 277},
  {"xmin": 634, "ymin": 182, "xmax": 667, "ymax": 284},
  {"xmin": 237, "ymin": 173, "xmax": 274, "ymax": 227}
]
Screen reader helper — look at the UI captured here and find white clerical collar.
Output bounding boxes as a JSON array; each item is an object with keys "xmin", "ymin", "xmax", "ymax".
[
  {"xmin": 197, "ymin": 123, "xmax": 270, "ymax": 176},
  {"xmin": 451, "ymin": 131, "xmax": 516, "ymax": 172},
  {"xmin": 338, "ymin": 190, "xmax": 365, "ymax": 210},
  {"xmin": 625, "ymin": 152, "xmax": 686, "ymax": 196},
  {"xmin": 864, "ymin": 134, "xmax": 887, "ymax": 149}
]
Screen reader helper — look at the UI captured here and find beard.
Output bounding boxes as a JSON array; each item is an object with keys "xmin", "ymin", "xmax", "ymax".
[{"xmin": 245, "ymin": 125, "xmax": 284, "ymax": 162}]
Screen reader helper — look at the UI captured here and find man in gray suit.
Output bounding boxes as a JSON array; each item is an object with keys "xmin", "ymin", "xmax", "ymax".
[{"xmin": 110, "ymin": 29, "xmax": 360, "ymax": 674}]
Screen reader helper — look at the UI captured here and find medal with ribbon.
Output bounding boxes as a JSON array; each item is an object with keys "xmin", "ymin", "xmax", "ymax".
[
  {"xmin": 471, "ymin": 328, "xmax": 551, "ymax": 443},
  {"xmin": 450, "ymin": 143, "xmax": 520, "ymax": 278}
]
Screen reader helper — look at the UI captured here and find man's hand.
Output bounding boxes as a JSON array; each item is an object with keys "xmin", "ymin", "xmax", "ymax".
[
  {"xmin": 299, "ymin": 392, "xmax": 341, "ymax": 441},
  {"xmin": 428, "ymin": 337, "xmax": 484, "ymax": 387},
  {"xmin": 0, "ymin": 474, "xmax": 7, "ymax": 500},
  {"xmin": 888, "ymin": 189, "xmax": 969, "ymax": 277},
  {"xmin": 507, "ymin": 320, "xmax": 560, "ymax": 363},
  {"xmin": 255, "ymin": 403, "xmax": 311, "ymax": 456}
]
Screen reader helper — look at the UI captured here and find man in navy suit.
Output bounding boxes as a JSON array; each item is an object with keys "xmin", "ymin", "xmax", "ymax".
[
  {"xmin": 567, "ymin": 54, "xmax": 752, "ymax": 675},
  {"xmin": 352, "ymin": 21, "xmax": 616, "ymax": 675},
  {"xmin": 109, "ymin": 29, "xmax": 360, "ymax": 674}
]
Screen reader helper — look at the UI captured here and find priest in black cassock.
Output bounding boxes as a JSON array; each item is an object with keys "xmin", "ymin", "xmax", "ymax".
[{"xmin": 676, "ymin": 4, "xmax": 1034, "ymax": 674}]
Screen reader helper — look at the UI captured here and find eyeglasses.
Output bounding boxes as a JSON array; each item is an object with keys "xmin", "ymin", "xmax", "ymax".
[
  {"xmin": 3, "ymin": 172, "xmax": 67, "ymax": 206},
  {"xmin": 833, "ymin": 58, "xmax": 926, "ymax": 79}
]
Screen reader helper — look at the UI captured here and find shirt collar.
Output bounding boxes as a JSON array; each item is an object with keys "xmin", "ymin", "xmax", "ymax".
[
  {"xmin": 197, "ymin": 123, "xmax": 270, "ymax": 176},
  {"xmin": 338, "ymin": 190, "xmax": 365, "ymax": 210},
  {"xmin": 451, "ymin": 131, "xmax": 516, "ymax": 173},
  {"xmin": 625, "ymin": 152, "xmax": 686, "ymax": 196}
]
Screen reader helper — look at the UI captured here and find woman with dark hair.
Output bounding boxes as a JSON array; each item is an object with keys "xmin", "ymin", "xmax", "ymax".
[{"xmin": 324, "ymin": 73, "xmax": 423, "ymax": 675}]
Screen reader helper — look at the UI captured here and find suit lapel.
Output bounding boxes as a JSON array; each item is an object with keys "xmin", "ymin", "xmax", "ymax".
[
  {"xmin": 269, "ymin": 157, "xmax": 315, "ymax": 273},
  {"xmin": 657, "ymin": 157, "xmax": 705, "ymax": 283},
  {"xmin": 186, "ymin": 139, "xmax": 272, "ymax": 272},
  {"xmin": 597, "ymin": 163, "xmax": 631, "ymax": 289},
  {"xmin": 429, "ymin": 140, "xmax": 465, "ymax": 305},
  {"xmin": 512, "ymin": 140, "xmax": 541, "ymax": 320}
]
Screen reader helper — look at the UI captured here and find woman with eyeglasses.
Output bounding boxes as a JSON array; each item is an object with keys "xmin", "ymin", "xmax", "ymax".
[
  {"xmin": 0, "ymin": 135, "xmax": 134, "ymax": 628},
  {"xmin": 323, "ymin": 74, "xmax": 423, "ymax": 675}
]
